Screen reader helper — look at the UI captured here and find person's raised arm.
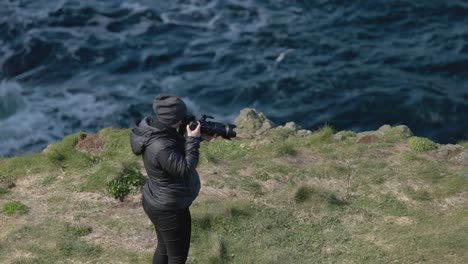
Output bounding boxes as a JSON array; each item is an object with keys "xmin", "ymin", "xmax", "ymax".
[{"xmin": 156, "ymin": 122, "xmax": 201, "ymax": 181}]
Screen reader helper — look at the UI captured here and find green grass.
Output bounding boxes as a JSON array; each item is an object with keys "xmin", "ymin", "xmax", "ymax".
[
  {"xmin": 305, "ymin": 124, "xmax": 334, "ymax": 145},
  {"xmin": 200, "ymin": 138, "xmax": 254, "ymax": 164},
  {"xmin": 2, "ymin": 200, "xmax": 29, "ymax": 216},
  {"xmin": 294, "ymin": 185, "xmax": 348, "ymax": 207},
  {"xmin": 0, "ymin": 123, "xmax": 467, "ymax": 264}
]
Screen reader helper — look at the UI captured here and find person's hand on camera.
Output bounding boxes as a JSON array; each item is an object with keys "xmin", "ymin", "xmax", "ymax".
[{"xmin": 187, "ymin": 121, "xmax": 201, "ymax": 138}]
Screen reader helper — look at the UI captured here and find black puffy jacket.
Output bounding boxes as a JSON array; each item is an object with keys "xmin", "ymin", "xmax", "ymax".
[{"xmin": 130, "ymin": 116, "xmax": 201, "ymax": 210}]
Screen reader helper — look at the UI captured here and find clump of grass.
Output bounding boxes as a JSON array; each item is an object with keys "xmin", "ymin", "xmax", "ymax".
[
  {"xmin": 65, "ymin": 223, "xmax": 93, "ymax": 237},
  {"xmin": 192, "ymin": 213, "xmax": 213, "ymax": 231},
  {"xmin": 107, "ymin": 161, "xmax": 145, "ymax": 201},
  {"xmin": 45, "ymin": 132, "xmax": 108, "ymax": 171},
  {"xmin": 306, "ymin": 124, "xmax": 334, "ymax": 145},
  {"xmin": 79, "ymin": 165, "xmax": 115, "ymax": 192},
  {"xmin": 41, "ymin": 174, "xmax": 58, "ymax": 186},
  {"xmin": 82, "ymin": 154, "xmax": 104, "ymax": 167},
  {"xmin": 0, "ymin": 153, "xmax": 51, "ymax": 187},
  {"xmin": 0, "ymin": 177, "xmax": 15, "ymax": 189},
  {"xmin": 59, "ymin": 222, "xmax": 102, "ymax": 258},
  {"xmin": 240, "ymin": 180, "xmax": 263, "ymax": 197},
  {"xmin": 294, "ymin": 185, "xmax": 348, "ymax": 206},
  {"xmin": 223, "ymin": 204, "xmax": 253, "ymax": 219},
  {"xmin": 407, "ymin": 188, "xmax": 433, "ymax": 201},
  {"xmin": 45, "ymin": 133, "xmax": 82, "ymax": 167},
  {"xmin": 272, "ymin": 142, "xmax": 297, "ymax": 157},
  {"xmin": 294, "ymin": 186, "xmax": 313, "ymax": 204},
  {"xmin": 407, "ymin": 136, "xmax": 438, "ymax": 152},
  {"xmin": 208, "ymin": 235, "xmax": 229, "ymax": 264},
  {"xmin": 99, "ymin": 128, "xmax": 132, "ymax": 157},
  {"xmin": 2, "ymin": 200, "xmax": 29, "ymax": 216},
  {"xmin": 255, "ymin": 171, "xmax": 271, "ymax": 181},
  {"xmin": 48, "ymin": 148, "xmax": 66, "ymax": 167},
  {"xmin": 0, "ymin": 186, "xmax": 9, "ymax": 197},
  {"xmin": 400, "ymin": 150, "xmax": 426, "ymax": 162}
]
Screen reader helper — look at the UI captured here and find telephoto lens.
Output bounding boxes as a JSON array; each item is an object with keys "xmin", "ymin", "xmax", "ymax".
[{"xmin": 188, "ymin": 114, "xmax": 237, "ymax": 140}]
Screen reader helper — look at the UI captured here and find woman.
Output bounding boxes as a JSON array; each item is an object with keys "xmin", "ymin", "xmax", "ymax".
[{"xmin": 130, "ymin": 94, "xmax": 216, "ymax": 264}]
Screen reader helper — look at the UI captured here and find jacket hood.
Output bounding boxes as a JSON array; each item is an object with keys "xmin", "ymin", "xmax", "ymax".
[{"xmin": 130, "ymin": 116, "xmax": 181, "ymax": 155}]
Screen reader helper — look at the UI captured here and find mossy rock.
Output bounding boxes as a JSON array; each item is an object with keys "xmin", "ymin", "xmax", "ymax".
[
  {"xmin": 234, "ymin": 108, "xmax": 276, "ymax": 135},
  {"xmin": 407, "ymin": 136, "xmax": 438, "ymax": 152}
]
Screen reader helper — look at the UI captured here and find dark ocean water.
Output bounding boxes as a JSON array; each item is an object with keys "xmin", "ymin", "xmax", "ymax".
[{"xmin": 0, "ymin": 0, "xmax": 467, "ymax": 157}]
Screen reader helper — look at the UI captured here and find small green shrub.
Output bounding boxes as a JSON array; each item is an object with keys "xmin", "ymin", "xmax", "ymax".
[
  {"xmin": 2, "ymin": 200, "xmax": 29, "ymax": 215},
  {"xmin": 82, "ymin": 154, "xmax": 104, "ymax": 167},
  {"xmin": 407, "ymin": 136, "xmax": 438, "ymax": 152},
  {"xmin": 306, "ymin": 124, "xmax": 334, "ymax": 145},
  {"xmin": 107, "ymin": 161, "xmax": 145, "ymax": 201}
]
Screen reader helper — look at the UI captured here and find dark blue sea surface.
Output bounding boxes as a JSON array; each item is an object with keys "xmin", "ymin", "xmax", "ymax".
[{"xmin": 0, "ymin": 0, "xmax": 467, "ymax": 157}]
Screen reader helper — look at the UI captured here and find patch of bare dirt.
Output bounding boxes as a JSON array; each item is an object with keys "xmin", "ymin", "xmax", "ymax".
[
  {"xmin": 259, "ymin": 179, "xmax": 282, "ymax": 193},
  {"xmin": 380, "ymin": 181, "xmax": 414, "ymax": 203},
  {"xmin": 273, "ymin": 149, "xmax": 322, "ymax": 166},
  {"xmin": 361, "ymin": 234, "xmax": 394, "ymax": 251},
  {"xmin": 75, "ymin": 134, "xmax": 103, "ymax": 154},
  {"xmin": 82, "ymin": 206, "xmax": 154, "ymax": 253},
  {"xmin": 357, "ymin": 135, "xmax": 379, "ymax": 144},
  {"xmin": 305, "ymin": 177, "xmax": 348, "ymax": 195},
  {"xmin": 436, "ymin": 192, "xmax": 468, "ymax": 210},
  {"xmin": 384, "ymin": 216, "xmax": 416, "ymax": 226},
  {"xmin": 198, "ymin": 186, "xmax": 238, "ymax": 199}
]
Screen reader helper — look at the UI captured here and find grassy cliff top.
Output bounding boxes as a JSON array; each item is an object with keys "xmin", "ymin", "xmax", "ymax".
[{"xmin": 0, "ymin": 108, "xmax": 467, "ymax": 263}]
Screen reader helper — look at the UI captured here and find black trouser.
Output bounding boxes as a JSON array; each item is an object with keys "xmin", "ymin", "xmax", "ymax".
[{"xmin": 142, "ymin": 197, "xmax": 192, "ymax": 264}]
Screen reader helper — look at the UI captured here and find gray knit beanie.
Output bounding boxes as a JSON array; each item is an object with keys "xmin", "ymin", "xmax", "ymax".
[{"xmin": 153, "ymin": 94, "xmax": 187, "ymax": 125}]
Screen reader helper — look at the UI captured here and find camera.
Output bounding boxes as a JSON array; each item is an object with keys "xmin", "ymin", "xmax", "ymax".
[{"xmin": 180, "ymin": 114, "xmax": 237, "ymax": 140}]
